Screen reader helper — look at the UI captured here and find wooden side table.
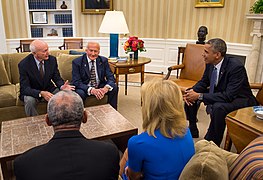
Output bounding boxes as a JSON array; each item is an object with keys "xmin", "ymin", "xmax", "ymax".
[
  {"xmin": 224, "ymin": 107, "xmax": 263, "ymax": 153},
  {"xmin": 109, "ymin": 57, "xmax": 151, "ymax": 95}
]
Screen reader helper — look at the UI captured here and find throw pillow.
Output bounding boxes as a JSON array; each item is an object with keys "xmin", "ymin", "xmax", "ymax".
[
  {"xmin": 179, "ymin": 140, "xmax": 228, "ymax": 180},
  {"xmin": 229, "ymin": 136, "xmax": 263, "ymax": 180},
  {"xmin": 69, "ymin": 50, "xmax": 86, "ymax": 55},
  {"xmin": 56, "ymin": 53, "xmax": 81, "ymax": 82},
  {"xmin": 0, "ymin": 55, "xmax": 11, "ymax": 85}
]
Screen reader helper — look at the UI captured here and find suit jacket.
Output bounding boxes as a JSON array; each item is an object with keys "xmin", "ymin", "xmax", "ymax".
[
  {"xmin": 72, "ymin": 54, "xmax": 116, "ymax": 92},
  {"xmin": 193, "ymin": 55, "xmax": 257, "ymax": 107},
  {"xmin": 14, "ymin": 130, "xmax": 120, "ymax": 180},
  {"xmin": 18, "ymin": 54, "xmax": 64, "ymax": 100}
]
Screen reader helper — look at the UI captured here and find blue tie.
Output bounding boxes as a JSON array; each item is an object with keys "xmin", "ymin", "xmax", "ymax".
[{"xmin": 206, "ymin": 67, "xmax": 217, "ymax": 114}]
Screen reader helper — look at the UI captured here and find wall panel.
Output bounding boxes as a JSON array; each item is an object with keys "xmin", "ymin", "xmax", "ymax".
[{"xmin": 2, "ymin": 0, "xmax": 256, "ymax": 44}]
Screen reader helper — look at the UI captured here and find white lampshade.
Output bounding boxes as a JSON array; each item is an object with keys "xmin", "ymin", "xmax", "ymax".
[{"xmin": 99, "ymin": 11, "xmax": 129, "ymax": 34}]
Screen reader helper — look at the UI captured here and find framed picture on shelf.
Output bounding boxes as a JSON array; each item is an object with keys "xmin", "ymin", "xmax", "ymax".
[
  {"xmin": 195, "ymin": 0, "xmax": 225, "ymax": 8},
  {"xmin": 32, "ymin": 11, "xmax": 48, "ymax": 24},
  {"xmin": 81, "ymin": 0, "xmax": 113, "ymax": 14}
]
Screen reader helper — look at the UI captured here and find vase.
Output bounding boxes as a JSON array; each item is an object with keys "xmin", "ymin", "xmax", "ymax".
[
  {"xmin": 134, "ymin": 50, "xmax": 138, "ymax": 60},
  {"xmin": 60, "ymin": 1, "xmax": 67, "ymax": 9}
]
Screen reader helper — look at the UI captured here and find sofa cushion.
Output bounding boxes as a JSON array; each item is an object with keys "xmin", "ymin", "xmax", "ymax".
[
  {"xmin": 179, "ymin": 140, "xmax": 229, "ymax": 180},
  {"xmin": 0, "ymin": 55, "xmax": 11, "ymax": 85},
  {"xmin": 57, "ymin": 53, "xmax": 82, "ymax": 82},
  {"xmin": 229, "ymin": 136, "xmax": 263, "ymax": 180},
  {"xmin": 8, "ymin": 53, "xmax": 30, "ymax": 84},
  {"xmin": 0, "ymin": 84, "xmax": 16, "ymax": 107}
]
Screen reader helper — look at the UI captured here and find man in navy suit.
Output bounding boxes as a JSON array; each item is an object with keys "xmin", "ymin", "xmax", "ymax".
[
  {"xmin": 14, "ymin": 90, "xmax": 120, "ymax": 180},
  {"xmin": 19, "ymin": 40, "xmax": 75, "ymax": 116},
  {"xmin": 72, "ymin": 42, "xmax": 118, "ymax": 109},
  {"xmin": 184, "ymin": 38, "xmax": 257, "ymax": 146}
]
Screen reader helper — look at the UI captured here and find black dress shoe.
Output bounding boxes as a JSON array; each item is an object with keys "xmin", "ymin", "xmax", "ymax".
[{"xmin": 190, "ymin": 128, "xmax": 199, "ymax": 138}]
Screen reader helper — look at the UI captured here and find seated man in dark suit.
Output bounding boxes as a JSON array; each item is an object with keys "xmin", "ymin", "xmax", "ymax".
[
  {"xmin": 72, "ymin": 41, "xmax": 118, "ymax": 109},
  {"xmin": 184, "ymin": 38, "xmax": 257, "ymax": 146},
  {"xmin": 14, "ymin": 90, "xmax": 120, "ymax": 180},
  {"xmin": 19, "ymin": 39, "xmax": 75, "ymax": 116}
]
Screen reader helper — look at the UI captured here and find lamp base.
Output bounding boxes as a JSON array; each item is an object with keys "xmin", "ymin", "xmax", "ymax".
[{"xmin": 109, "ymin": 34, "xmax": 119, "ymax": 58}]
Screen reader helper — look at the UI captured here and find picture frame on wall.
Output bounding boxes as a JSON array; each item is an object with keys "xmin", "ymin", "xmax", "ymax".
[
  {"xmin": 81, "ymin": 0, "xmax": 113, "ymax": 14},
  {"xmin": 195, "ymin": 0, "xmax": 225, "ymax": 8},
  {"xmin": 32, "ymin": 11, "xmax": 48, "ymax": 24}
]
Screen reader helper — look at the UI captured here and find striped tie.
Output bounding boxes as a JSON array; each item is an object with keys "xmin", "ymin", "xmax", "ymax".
[
  {"xmin": 39, "ymin": 61, "xmax": 44, "ymax": 79},
  {"xmin": 90, "ymin": 61, "xmax": 97, "ymax": 88}
]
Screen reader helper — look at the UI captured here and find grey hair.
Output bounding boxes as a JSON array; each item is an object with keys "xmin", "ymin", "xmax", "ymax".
[
  {"xmin": 206, "ymin": 38, "xmax": 227, "ymax": 56},
  {"xmin": 29, "ymin": 42, "xmax": 36, "ymax": 53},
  {"xmin": 47, "ymin": 90, "xmax": 84, "ymax": 127}
]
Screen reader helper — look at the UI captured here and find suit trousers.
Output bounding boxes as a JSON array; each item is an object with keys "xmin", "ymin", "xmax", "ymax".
[
  {"xmin": 75, "ymin": 86, "xmax": 119, "ymax": 110},
  {"xmin": 24, "ymin": 88, "xmax": 59, "ymax": 116},
  {"xmin": 185, "ymin": 98, "xmax": 257, "ymax": 146}
]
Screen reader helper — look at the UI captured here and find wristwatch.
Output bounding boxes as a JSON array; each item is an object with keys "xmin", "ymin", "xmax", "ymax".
[{"xmin": 198, "ymin": 93, "xmax": 203, "ymax": 101}]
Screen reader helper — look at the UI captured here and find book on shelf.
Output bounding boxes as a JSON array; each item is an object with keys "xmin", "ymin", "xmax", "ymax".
[
  {"xmin": 28, "ymin": 0, "xmax": 56, "ymax": 9},
  {"xmin": 62, "ymin": 27, "xmax": 73, "ymax": 37},
  {"xmin": 31, "ymin": 27, "xmax": 43, "ymax": 37},
  {"xmin": 54, "ymin": 14, "xmax": 72, "ymax": 24}
]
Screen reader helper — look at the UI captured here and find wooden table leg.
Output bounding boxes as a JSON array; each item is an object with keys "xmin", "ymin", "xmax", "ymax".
[
  {"xmin": 224, "ymin": 130, "xmax": 232, "ymax": 151},
  {"xmin": 125, "ymin": 74, "xmax": 128, "ymax": 95},
  {"xmin": 141, "ymin": 65, "xmax": 145, "ymax": 86}
]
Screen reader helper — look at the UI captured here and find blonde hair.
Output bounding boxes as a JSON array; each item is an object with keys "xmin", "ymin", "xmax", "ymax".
[{"xmin": 141, "ymin": 79, "xmax": 187, "ymax": 138}]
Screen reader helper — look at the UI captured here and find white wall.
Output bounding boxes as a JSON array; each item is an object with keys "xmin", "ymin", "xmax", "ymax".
[{"xmin": 0, "ymin": 0, "xmax": 7, "ymax": 53}]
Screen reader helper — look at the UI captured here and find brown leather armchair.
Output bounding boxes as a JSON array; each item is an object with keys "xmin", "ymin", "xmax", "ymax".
[
  {"xmin": 16, "ymin": 39, "xmax": 35, "ymax": 53},
  {"xmin": 58, "ymin": 38, "xmax": 83, "ymax": 50},
  {"xmin": 164, "ymin": 43, "xmax": 205, "ymax": 94}
]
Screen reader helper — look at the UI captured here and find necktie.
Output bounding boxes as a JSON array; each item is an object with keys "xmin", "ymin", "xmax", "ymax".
[
  {"xmin": 39, "ymin": 61, "xmax": 44, "ymax": 79},
  {"xmin": 90, "ymin": 61, "xmax": 97, "ymax": 88},
  {"xmin": 206, "ymin": 67, "xmax": 217, "ymax": 114}
]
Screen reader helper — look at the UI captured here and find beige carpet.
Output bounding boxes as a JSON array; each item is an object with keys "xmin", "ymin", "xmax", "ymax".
[{"xmin": 117, "ymin": 73, "xmax": 230, "ymax": 149}]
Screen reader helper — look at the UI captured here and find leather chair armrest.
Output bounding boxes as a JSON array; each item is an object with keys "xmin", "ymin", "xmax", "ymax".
[
  {"xmin": 164, "ymin": 64, "xmax": 185, "ymax": 80},
  {"xmin": 250, "ymin": 83, "xmax": 262, "ymax": 90}
]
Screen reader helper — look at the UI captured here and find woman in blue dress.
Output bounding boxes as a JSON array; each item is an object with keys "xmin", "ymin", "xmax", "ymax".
[{"xmin": 121, "ymin": 79, "xmax": 195, "ymax": 180}]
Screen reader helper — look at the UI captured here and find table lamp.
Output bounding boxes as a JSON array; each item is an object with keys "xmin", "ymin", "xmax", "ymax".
[{"xmin": 99, "ymin": 11, "xmax": 129, "ymax": 58}]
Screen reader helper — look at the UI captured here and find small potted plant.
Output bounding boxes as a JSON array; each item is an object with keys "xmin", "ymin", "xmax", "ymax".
[{"xmin": 250, "ymin": 0, "xmax": 263, "ymax": 14}]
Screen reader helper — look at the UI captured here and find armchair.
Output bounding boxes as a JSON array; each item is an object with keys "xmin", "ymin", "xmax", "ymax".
[
  {"xmin": 16, "ymin": 39, "xmax": 34, "ymax": 53},
  {"xmin": 164, "ymin": 43, "xmax": 205, "ymax": 94},
  {"xmin": 58, "ymin": 38, "xmax": 83, "ymax": 50}
]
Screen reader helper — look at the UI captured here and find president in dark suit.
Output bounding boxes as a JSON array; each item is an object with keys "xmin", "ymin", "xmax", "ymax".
[
  {"xmin": 72, "ymin": 42, "xmax": 118, "ymax": 109},
  {"xmin": 14, "ymin": 90, "xmax": 120, "ymax": 180},
  {"xmin": 184, "ymin": 38, "xmax": 257, "ymax": 146},
  {"xmin": 18, "ymin": 40, "xmax": 74, "ymax": 116}
]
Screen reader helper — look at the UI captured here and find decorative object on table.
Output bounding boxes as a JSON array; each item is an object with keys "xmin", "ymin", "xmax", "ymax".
[
  {"xmin": 99, "ymin": 11, "xmax": 129, "ymax": 58},
  {"xmin": 250, "ymin": 0, "xmax": 263, "ymax": 14},
  {"xmin": 47, "ymin": 28, "xmax": 58, "ymax": 36},
  {"xmin": 124, "ymin": 36, "xmax": 146, "ymax": 60},
  {"xmin": 60, "ymin": 1, "xmax": 67, "ymax": 9},
  {"xmin": 253, "ymin": 106, "xmax": 263, "ymax": 119}
]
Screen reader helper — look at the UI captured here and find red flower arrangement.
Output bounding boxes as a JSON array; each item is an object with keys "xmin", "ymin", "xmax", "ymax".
[{"xmin": 124, "ymin": 36, "xmax": 146, "ymax": 53}]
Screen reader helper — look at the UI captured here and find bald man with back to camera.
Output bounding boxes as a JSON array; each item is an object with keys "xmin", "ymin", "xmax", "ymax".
[{"xmin": 14, "ymin": 90, "xmax": 120, "ymax": 180}]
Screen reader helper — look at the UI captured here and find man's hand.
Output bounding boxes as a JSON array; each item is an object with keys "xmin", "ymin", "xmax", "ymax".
[
  {"xmin": 183, "ymin": 89, "xmax": 200, "ymax": 106},
  {"xmin": 61, "ymin": 80, "xmax": 75, "ymax": 91},
  {"xmin": 40, "ymin": 91, "xmax": 53, "ymax": 101},
  {"xmin": 91, "ymin": 88, "xmax": 106, "ymax": 100}
]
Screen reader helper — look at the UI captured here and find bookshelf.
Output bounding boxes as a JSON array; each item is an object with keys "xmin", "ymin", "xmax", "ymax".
[{"xmin": 25, "ymin": 0, "xmax": 74, "ymax": 38}]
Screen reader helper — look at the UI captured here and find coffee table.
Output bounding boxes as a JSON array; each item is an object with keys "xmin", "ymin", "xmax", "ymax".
[
  {"xmin": 109, "ymin": 57, "xmax": 151, "ymax": 95},
  {"xmin": 224, "ymin": 106, "xmax": 263, "ymax": 153},
  {"xmin": 0, "ymin": 104, "xmax": 138, "ymax": 179}
]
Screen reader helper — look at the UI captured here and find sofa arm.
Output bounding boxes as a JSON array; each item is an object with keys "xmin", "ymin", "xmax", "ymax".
[{"xmin": 164, "ymin": 64, "xmax": 185, "ymax": 80}]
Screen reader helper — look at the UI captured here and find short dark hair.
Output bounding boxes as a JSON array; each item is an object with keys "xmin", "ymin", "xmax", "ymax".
[
  {"xmin": 47, "ymin": 90, "xmax": 84, "ymax": 127},
  {"xmin": 206, "ymin": 38, "xmax": 227, "ymax": 56}
]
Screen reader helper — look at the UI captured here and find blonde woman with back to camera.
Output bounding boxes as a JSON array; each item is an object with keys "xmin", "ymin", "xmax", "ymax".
[{"xmin": 120, "ymin": 79, "xmax": 195, "ymax": 180}]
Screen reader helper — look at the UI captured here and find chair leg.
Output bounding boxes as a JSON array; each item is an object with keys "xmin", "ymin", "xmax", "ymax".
[{"xmin": 224, "ymin": 131, "xmax": 232, "ymax": 151}]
